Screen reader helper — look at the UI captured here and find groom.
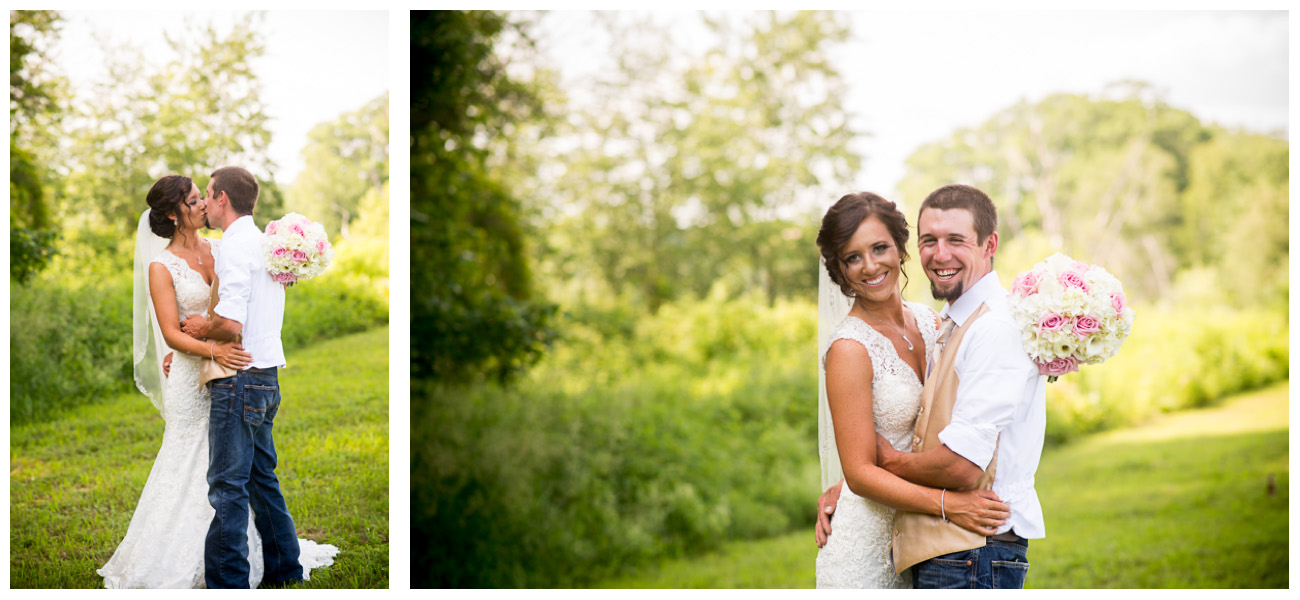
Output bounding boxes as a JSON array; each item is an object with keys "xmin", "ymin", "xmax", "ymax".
[
  {"xmin": 818, "ymin": 184, "xmax": 1046, "ymax": 588},
  {"xmin": 182, "ymin": 166, "xmax": 304, "ymax": 588}
]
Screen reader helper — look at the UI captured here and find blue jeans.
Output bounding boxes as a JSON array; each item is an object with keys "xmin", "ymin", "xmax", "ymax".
[
  {"xmin": 205, "ymin": 368, "xmax": 303, "ymax": 588},
  {"xmin": 913, "ymin": 539, "xmax": 1030, "ymax": 589}
]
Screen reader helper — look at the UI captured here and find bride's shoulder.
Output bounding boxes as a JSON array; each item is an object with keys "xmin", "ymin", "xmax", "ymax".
[
  {"xmin": 204, "ymin": 236, "xmax": 222, "ymax": 258},
  {"xmin": 828, "ymin": 316, "xmax": 883, "ymax": 351},
  {"xmin": 905, "ymin": 301, "xmax": 940, "ymax": 332}
]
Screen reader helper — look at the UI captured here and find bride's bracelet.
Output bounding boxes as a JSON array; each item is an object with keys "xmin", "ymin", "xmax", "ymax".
[
  {"xmin": 209, "ymin": 342, "xmax": 215, "ymax": 361},
  {"xmin": 940, "ymin": 489, "xmax": 947, "ymax": 522}
]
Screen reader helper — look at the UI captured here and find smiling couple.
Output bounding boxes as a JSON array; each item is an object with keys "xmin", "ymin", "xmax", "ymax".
[{"xmin": 814, "ymin": 184, "xmax": 1047, "ymax": 589}]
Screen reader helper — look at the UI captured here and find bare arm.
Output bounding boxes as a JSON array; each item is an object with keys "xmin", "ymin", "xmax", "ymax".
[
  {"xmin": 180, "ymin": 312, "xmax": 242, "ymax": 341},
  {"xmin": 149, "ymin": 263, "xmax": 251, "ymax": 369},
  {"xmin": 876, "ymin": 433, "xmax": 984, "ymax": 489},
  {"xmin": 825, "ymin": 340, "xmax": 1005, "ymax": 530}
]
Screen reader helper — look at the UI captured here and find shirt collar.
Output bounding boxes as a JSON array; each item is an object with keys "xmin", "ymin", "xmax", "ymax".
[
  {"xmin": 226, "ymin": 214, "xmax": 256, "ymax": 236},
  {"xmin": 939, "ymin": 270, "xmax": 1003, "ymax": 327}
]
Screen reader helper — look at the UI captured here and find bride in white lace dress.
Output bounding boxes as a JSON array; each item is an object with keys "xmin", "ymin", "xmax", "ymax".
[
  {"xmin": 813, "ymin": 193, "xmax": 1007, "ymax": 588},
  {"xmin": 99, "ymin": 175, "xmax": 338, "ymax": 588}
]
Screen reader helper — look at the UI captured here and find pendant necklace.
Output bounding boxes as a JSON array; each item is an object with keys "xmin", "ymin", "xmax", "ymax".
[{"xmin": 864, "ymin": 312, "xmax": 913, "ymax": 351}]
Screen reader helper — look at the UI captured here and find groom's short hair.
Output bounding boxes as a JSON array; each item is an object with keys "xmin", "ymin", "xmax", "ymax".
[
  {"xmin": 211, "ymin": 166, "xmax": 259, "ymax": 216},
  {"xmin": 919, "ymin": 184, "xmax": 998, "ymax": 244}
]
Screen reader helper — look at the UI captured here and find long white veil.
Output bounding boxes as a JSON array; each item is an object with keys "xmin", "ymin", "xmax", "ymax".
[
  {"xmin": 818, "ymin": 257, "xmax": 854, "ymax": 492},
  {"xmin": 133, "ymin": 209, "xmax": 170, "ymax": 415}
]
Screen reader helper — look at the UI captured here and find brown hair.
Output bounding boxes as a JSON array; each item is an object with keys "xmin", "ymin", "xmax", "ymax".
[
  {"xmin": 210, "ymin": 166, "xmax": 259, "ymax": 215},
  {"xmin": 146, "ymin": 174, "xmax": 195, "ymax": 239},
  {"xmin": 816, "ymin": 192, "xmax": 910, "ymax": 298},
  {"xmin": 918, "ymin": 184, "xmax": 998, "ymax": 243}
]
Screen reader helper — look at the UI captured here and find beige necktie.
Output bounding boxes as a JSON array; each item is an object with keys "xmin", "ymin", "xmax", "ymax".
[{"xmin": 927, "ymin": 316, "xmax": 955, "ymax": 377}]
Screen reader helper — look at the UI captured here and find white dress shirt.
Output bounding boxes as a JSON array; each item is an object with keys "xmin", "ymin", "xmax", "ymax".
[
  {"xmin": 935, "ymin": 270, "xmax": 1048, "ymax": 539},
  {"xmin": 214, "ymin": 215, "xmax": 287, "ymax": 369}
]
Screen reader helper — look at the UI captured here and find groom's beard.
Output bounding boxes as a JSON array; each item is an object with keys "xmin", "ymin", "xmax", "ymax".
[{"xmin": 930, "ymin": 279, "xmax": 964, "ymax": 302}]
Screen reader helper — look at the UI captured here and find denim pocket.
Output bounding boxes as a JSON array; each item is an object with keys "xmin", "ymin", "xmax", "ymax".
[
  {"xmin": 210, "ymin": 383, "xmax": 237, "ymax": 414},
  {"xmin": 991, "ymin": 560, "xmax": 1029, "ymax": 589},
  {"xmin": 917, "ymin": 552, "xmax": 976, "ymax": 589},
  {"xmin": 243, "ymin": 384, "xmax": 278, "ymax": 426}
]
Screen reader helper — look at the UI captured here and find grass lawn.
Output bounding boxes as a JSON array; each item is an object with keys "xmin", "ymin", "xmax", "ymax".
[
  {"xmin": 591, "ymin": 381, "xmax": 1289, "ymax": 588},
  {"xmin": 9, "ymin": 326, "xmax": 390, "ymax": 589}
]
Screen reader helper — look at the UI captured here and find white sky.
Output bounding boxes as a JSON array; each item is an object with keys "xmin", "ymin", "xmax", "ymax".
[
  {"xmin": 535, "ymin": 9, "xmax": 1288, "ymax": 210},
  {"xmin": 54, "ymin": 10, "xmax": 390, "ymax": 185}
]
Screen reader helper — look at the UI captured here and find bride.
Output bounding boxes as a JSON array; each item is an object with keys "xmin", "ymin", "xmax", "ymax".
[
  {"xmin": 813, "ymin": 192, "xmax": 1006, "ymax": 588},
  {"xmin": 98, "ymin": 174, "xmax": 338, "ymax": 588}
]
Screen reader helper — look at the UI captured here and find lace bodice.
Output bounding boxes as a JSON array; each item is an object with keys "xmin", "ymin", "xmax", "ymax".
[
  {"xmin": 150, "ymin": 241, "xmax": 220, "ymax": 427},
  {"xmin": 816, "ymin": 301, "xmax": 939, "ymax": 589},
  {"xmin": 153, "ymin": 242, "xmax": 218, "ymax": 320},
  {"xmin": 824, "ymin": 302, "xmax": 938, "ymax": 452}
]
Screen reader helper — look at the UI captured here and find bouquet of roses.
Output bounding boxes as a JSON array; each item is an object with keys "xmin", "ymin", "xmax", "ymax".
[
  {"xmin": 1007, "ymin": 253, "xmax": 1135, "ymax": 382},
  {"xmin": 263, "ymin": 212, "xmax": 333, "ymax": 286}
]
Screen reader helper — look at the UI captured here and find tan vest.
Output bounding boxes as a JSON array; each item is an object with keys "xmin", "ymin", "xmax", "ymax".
[{"xmin": 891, "ymin": 303, "xmax": 997, "ymax": 573}]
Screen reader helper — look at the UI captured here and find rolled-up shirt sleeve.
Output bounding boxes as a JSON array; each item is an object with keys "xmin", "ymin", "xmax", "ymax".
[
  {"xmin": 938, "ymin": 317, "xmax": 1038, "ymax": 471},
  {"xmin": 213, "ymin": 243, "xmax": 251, "ymax": 326}
]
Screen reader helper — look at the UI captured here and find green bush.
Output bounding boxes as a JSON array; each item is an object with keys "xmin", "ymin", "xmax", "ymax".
[
  {"xmin": 280, "ymin": 274, "xmax": 389, "ymax": 350},
  {"xmin": 412, "ymin": 295, "xmax": 818, "ymax": 587},
  {"xmin": 9, "ymin": 275, "xmax": 133, "ymax": 422},
  {"xmin": 10, "ymin": 264, "xmax": 388, "ymax": 424},
  {"xmin": 1043, "ymin": 306, "xmax": 1289, "ymax": 444}
]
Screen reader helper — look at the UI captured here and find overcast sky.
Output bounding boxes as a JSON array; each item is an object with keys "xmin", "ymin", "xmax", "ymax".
[
  {"xmin": 55, "ymin": 10, "xmax": 389, "ymax": 185},
  {"xmin": 535, "ymin": 10, "xmax": 1288, "ymax": 210}
]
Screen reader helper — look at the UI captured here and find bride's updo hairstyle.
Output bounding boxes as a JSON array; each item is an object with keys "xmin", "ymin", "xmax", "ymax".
[
  {"xmin": 146, "ymin": 174, "xmax": 195, "ymax": 239},
  {"xmin": 817, "ymin": 191, "xmax": 910, "ymax": 298}
]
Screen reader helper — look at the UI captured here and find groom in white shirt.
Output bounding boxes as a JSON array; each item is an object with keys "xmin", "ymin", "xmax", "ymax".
[
  {"xmin": 816, "ymin": 184, "xmax": 1047, "ymax": 588},
  {"xmin": 184, "ymin": 166, "xmax": 304, "ymax": 588},
  {"xmin": 880, "ymin": 184, "xmax": 1046, "ymax": 588}
]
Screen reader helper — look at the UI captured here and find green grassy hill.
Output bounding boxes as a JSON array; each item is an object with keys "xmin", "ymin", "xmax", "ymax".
[
  {"xmin": 9, "ymin": 326, "xmax": 390, "ymax": 589},
  {"xmin": 592, "ymin": 381, "xmax": 1289, "ymax": 588}
]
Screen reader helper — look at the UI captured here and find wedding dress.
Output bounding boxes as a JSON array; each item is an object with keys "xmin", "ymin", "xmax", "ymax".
[
  {"xmin": 100, "ymin": 233, "xmax": 338, "ymax": 588},
  {"xmin": 814, "ymin": 301, "xmax": 937, "ymax": 589}
]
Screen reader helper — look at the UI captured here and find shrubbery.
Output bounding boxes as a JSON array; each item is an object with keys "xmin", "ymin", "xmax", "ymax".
[
  {"xmin": 1043, "ymin": 305, "xmax": 1288, "ymax": 444},
  {"xmin": 9, "ymin": 254, "xmax": 387, "ymax": 424},
  {"xmin": 412, "ymin": 295, "xmax": 1288, "ymax": 587},
  {"xmin": 413, "ymin": 295, "xmax": 819, "ymax": 587}
]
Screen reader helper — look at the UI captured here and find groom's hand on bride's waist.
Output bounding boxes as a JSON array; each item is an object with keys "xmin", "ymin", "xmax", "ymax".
[{"xmin": 815, "ymin": 479, "xmax": 843, "ymax": 548}]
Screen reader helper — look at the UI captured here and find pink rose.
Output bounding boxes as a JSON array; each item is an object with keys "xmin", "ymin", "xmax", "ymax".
[
  {"xmin": 273, "ymin": 246, "xmax": 288, "ymax": 258},
  {"xmin": 1037, "ymin": 312, "xmax": 1067, "ymax": 332},
  {"xmin": 291, "ymin": 249, "xmax": 309, "ymax": 263},
  {"xmin": 1058, "ymin": 270, "xmax": 1090, "ymax": 292},
  {"xmin": 1039, "ymin": 355, "xmax": 1079, "ymax": 377},
  {"xmin": 1011, "ymin": 270, "xmax": 1043, "ymax": 297},
  {"xmin": 272, "ymin": 271, "xmax": 297, "ymax": 284},
  {"xmin": 317, "ymin": 240, "xmax": 328, "ymax": 253},
  {"xmin": 1073, "ymin": 315, "xmax": 1100, "ymax": 338},
  {"xmin": 1111, "ymin": 291, "xmax": 1126, "ymax": 314},
  {"xmin": 267, "ymin": 221, "xmax": 279, "ymax": 234},
  {"xmin": 291, "ymin": 224, "xmax": 306, "ymax": 237}
]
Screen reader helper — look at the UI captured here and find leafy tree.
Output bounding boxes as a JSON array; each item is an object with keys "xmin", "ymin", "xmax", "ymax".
[
  {"xmin": 286, "ymin": 93, "xmax": 389, "ymax": 240},
  {"xmin": 1176, "ymin": 129, "xmax": 1288, "ymax": 309},
  {"xmin": 543, "ymin": 11, "xmax": 862, "ymax": 311},
  {"xmin": 10, "ymin": 10, "xmax": 67, "ymax": 283},
  {"xmin": 410, "ymin": 10, "xmax": 557, "ymax": 384},
  {"xmin": 61, "ymin": 12, "xmax": 277, "ymax": 237}
]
